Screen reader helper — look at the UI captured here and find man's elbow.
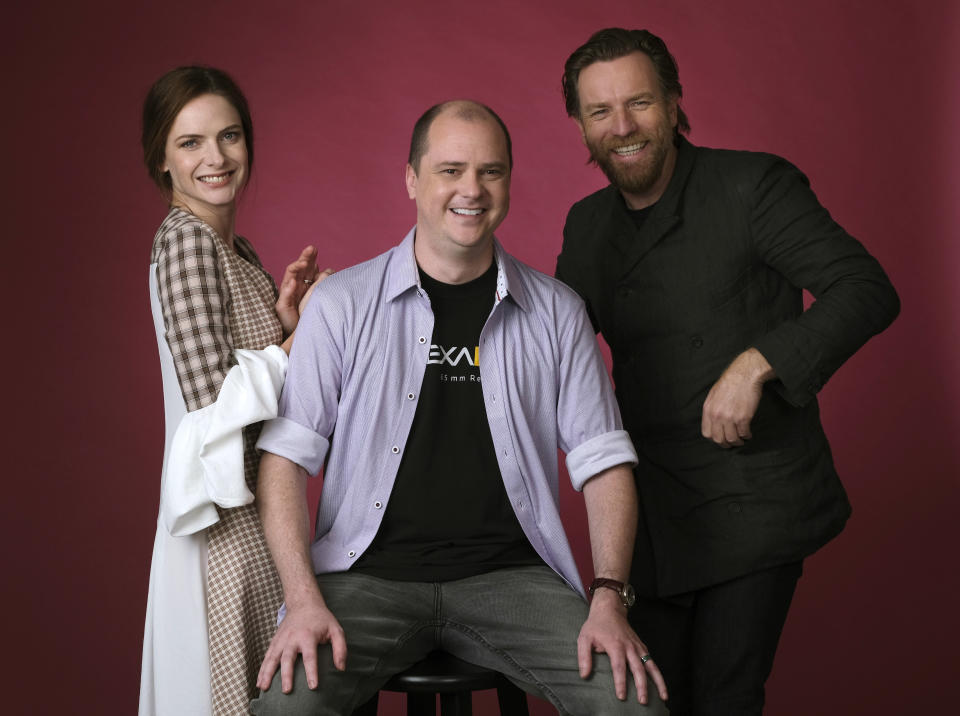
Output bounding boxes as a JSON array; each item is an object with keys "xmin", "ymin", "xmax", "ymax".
[
  {"xmin": 864, "ymin": 276, "xmax": 901, "ymax": 336},
  {"xmin": 852, "ymin": 271, "xmax": 901, "ymax": 335},
  {"xmin": 881, "ymin": 281, "xmax": 901, "ymax": 328}
]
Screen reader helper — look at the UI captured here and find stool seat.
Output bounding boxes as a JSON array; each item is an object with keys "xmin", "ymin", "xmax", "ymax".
[
  {"xmin": 352, "ymin": 651, "xmax": 530, "ymax": 716},
  {"xmin": 383, "ymin": 651, "xmax": 505, "ymax": 692}
]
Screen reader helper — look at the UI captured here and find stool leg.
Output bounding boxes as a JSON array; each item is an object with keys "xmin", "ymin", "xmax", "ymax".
[
  {"xmin": 407, "ymin": 691, "xmax": 437, "ymax": 716},
  {"xmin": 439, "ymin": 691, "xmax": 472, "ymax": 716},
  {"xmin": 496, "ymin": 682, "xmax": 529, "ymax": 716}
]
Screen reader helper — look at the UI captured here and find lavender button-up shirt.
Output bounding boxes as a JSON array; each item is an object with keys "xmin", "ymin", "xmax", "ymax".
[{"xmin": 257, "ymin": 228, "xmax": 637, "ymax": 596}]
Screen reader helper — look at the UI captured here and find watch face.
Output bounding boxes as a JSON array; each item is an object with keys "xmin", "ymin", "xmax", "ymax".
[{"xmin": 622, "ymin": 583, "xmax": 636, "ymax": 608}]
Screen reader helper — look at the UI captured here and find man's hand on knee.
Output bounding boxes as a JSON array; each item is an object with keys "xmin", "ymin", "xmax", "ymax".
[
  {"xmin": 256, "ymin": 594, "xmax": 347, "ymax": 694},
  {"xmin": 577, "ymin": 590, "xmax": 668, "ymax": 705}
]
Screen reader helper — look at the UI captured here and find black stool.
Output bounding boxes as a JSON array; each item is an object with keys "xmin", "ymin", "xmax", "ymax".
[{"xmin": 352, "ymin": 651, "xmax": 530, "ymax": 716}]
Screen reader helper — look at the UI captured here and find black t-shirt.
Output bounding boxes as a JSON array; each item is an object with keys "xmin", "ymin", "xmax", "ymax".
[
  {"xmin": 626, "ymin": 203, "xmax": 654, "ymax": 230},
  {"xmin": 353, "ymin": 262, "xmax": 542, "ymax": 581}
]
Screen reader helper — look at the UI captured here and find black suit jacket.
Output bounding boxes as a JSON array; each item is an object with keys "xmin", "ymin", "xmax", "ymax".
[{"xmin": 557, "ymin": 138, "xmax": 899, "ymax": 596}]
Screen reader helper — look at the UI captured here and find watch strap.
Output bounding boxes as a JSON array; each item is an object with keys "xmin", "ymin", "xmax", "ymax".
[{"xmin": 588, "ymin": 578, "xmax": 635, "ymax": 608}]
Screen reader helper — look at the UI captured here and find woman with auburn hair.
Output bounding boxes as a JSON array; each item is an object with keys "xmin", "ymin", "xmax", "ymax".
[{"xmin": 138, "ymin": 66, "xmax": 328, "ymax": 715}]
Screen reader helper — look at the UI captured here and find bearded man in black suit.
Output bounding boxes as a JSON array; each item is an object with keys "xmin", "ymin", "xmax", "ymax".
[{"xmin": 556, "ymin": 27, "xmax": 900, "ymax": 716}]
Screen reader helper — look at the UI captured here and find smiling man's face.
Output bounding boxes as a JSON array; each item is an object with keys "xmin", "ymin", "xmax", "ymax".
[
  {"xmin": 575, "ymin": 52, "xmax": 679, "ymax": 209},
  {"xmin": 406, "ymin": 107, "xmax": 511, "ymax": 268}
]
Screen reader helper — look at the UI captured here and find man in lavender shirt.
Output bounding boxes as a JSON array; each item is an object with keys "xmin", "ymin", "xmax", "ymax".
[{"xmin": 250, "ymin": 100, "xmax": 669, "ymax": 716}]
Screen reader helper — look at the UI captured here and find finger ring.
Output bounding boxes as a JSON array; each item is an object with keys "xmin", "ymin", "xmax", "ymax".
[
  {"xmin": 303, "ymin": 279, "xmax": 314, "ymax": 285},
  {"xmin": 641, "ymin": 654, "xmax": 652, "ymax": 664}
]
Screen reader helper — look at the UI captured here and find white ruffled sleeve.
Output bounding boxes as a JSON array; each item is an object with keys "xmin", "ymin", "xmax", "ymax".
[{"xmin": 161, "ymin": 345, "xmax": 288, "ymax": 536}]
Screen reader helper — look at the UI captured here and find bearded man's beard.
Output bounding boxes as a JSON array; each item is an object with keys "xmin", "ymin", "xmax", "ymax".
[{"xmin": 587, "ymin": 132, "xmax": 672, "ymax": 196}]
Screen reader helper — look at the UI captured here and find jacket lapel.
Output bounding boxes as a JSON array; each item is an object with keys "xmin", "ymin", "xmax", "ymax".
[{"xmin": 600, "ymin": 139, "xmax": 698, "ymax": 281}]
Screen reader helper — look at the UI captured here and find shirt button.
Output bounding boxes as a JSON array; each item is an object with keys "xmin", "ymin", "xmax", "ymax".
[
  {"xmin": 348, "ymin": 550, "xmax": 356, "ymax": 558},
  {"xmin": 517, "ymin": 501, "xmax": 524, "ymax": 510},
  {"xmin": 391, "ymin": 445, "xmax": 400, "ymax": 454},
  {"xmin": 691, "ymin": 335, "xmax": 704, "ymax": 348},
  {"xmin": 418, "ymin": 336, "xmax": 426, "ymax": 344},
  {"xmin": 728, "ymin": 502, "xmax": 742, "ymax": 514},
  {"xmin": 374, "ymin": 501, "xmax": 382, "ymax": 509},
  {"xmin": 407, "ymin": 392, "xmax": 415, "ymax": 400}
]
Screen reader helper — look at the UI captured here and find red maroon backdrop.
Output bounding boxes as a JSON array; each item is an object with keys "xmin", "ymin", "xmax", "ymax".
[{"xmin": 4, "ymin": 1, "xmax": 957, "ymax": 714}]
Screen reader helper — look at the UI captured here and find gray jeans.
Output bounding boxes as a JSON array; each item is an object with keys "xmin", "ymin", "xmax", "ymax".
[{"xmin": 251, "ymin": 566, "xmax": 667, "ymax": 716}]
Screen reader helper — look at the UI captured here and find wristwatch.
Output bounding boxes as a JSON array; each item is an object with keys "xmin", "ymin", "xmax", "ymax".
[{"xmin": 588, "ymin": 578, "xmax": 636, "ymax": 609}]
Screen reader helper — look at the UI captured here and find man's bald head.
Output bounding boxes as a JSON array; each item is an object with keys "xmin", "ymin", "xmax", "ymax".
[{"xmin": 408, "ymin": 100, "xmax": 513, "ymax": 174}]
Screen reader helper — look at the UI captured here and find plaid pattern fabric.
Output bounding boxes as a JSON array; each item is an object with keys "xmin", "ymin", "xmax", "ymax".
[{"xmin": 153, "ymin": 208, "xmax": 284, "ymax": 715}]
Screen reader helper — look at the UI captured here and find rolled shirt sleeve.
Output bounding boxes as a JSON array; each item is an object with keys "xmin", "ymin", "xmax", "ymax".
[
  {"xmin": 555, "ymin": 288, "xmax": 637, "ymax": 491},
  {"xmin": 565, "ymin": 430, "xmax": 637, "ymax": 491},
  {"xmin": 256, "ymin": 282, "xmax": 344, "ymax": 474},
  {"xmin": 256, "ymin": 417, "xmax": 330, "ymax": 476}
]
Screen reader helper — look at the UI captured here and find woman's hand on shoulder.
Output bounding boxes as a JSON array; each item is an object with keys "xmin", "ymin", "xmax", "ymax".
[
  {"xmin": 298, "ymin": 267, "xmax": 334, "ymax": 315},
  {"xmin": 276, "ymin": 246, "xmax": 333, "ymax": 335}
]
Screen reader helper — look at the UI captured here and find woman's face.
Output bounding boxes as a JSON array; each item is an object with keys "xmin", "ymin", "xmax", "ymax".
[{"xmin": 162, "ymin": 93, "xmax": 248, "ymax": 218}]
